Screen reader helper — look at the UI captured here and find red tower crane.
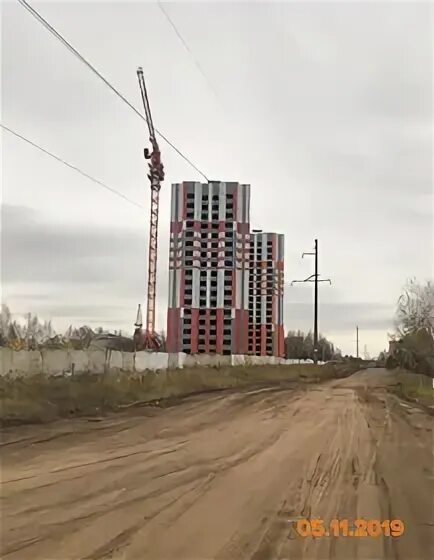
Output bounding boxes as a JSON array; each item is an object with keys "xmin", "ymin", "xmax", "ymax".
[{"xmin": 134, "ymin": 67, "xmax": 165, "ymax": 351}]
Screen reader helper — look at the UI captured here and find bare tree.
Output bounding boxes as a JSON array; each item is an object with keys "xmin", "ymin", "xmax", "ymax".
[{"xmin": 395, "ymin": 278, "xmax": 434, "ymax": 337}]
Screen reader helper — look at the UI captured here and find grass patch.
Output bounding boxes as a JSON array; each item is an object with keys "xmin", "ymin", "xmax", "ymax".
[
  {"xmin": 393, "ymin": 370, "xmax": 434, "ymax": 409},
  {"xmin": 0, "ymin": 362, "xmax": 361, "ymax": 427}
]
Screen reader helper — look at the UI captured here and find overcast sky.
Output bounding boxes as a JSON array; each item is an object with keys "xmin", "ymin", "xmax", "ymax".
[{"xmin": 1, "ymin": 0, "xmax": 433, "ymax": 356}]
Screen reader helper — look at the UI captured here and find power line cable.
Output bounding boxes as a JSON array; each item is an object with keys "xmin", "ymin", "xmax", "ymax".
[
  {"xmin": 16, "ymin": 0, "xmax": 209, "ymax": 182},
  {"xmin": 1, "ymin": 123, "xmax": 146, "ymax": 210},
  {"xmin": 157, "ymin": 1, "xmax": 220, "ymax": 103}
]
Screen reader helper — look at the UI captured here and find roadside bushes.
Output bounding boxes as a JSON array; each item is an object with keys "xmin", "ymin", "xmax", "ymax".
[{"xmin": 387, "ymin": 328, "xmax": 434, "ymax": 378}]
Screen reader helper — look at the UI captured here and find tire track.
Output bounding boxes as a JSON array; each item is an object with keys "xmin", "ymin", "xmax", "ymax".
[{"xmin": 2, "ymin": 369, "xmax": 433, "ymax": 560}]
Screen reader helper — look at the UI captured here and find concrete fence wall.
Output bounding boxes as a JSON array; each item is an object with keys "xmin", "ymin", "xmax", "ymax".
[
  {"xmin": 0, "ymin": 348, "xmax": 316, "ymax": 378},
  {"xmin": 167, "ymin": 353, "xmax": 315, "ymax": 369},
  {"xmin": 0, "ymin": 348, "xmax": 169, "ymax": 378}
]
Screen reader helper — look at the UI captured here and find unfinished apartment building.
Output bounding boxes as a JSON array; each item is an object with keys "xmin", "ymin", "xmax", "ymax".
[
  {"xmin": 167, "ymin": 181, "xmax": 250, "ymax": 355},
  {"xmin": 248, "ymin": 232, "xmax": 285, "ymax": 357}
]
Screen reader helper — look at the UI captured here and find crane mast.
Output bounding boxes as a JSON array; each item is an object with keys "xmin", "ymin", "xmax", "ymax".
[{"xmin": 135, "ymin": 66, "xmax": 164, "ymax": 351}]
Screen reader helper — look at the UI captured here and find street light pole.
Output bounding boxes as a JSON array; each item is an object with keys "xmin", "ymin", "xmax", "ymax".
[{"xmin": 291, "ymin": 239, "xmax": 331, "ymax": 364}]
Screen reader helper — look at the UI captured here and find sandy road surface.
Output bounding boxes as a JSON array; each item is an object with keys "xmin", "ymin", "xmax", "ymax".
[{"xmin": 1, "ymin": 369, "xmax": 433, "ymax": 559}]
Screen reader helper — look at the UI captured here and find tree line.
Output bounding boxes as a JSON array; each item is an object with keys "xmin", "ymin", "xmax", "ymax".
[{"xmin": 284, "ymin": 330, "xmax": 341, "ymax": 362}]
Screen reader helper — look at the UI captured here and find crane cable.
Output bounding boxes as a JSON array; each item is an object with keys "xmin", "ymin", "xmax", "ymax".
[
  {"xmin": 16, "ymin": 0, "xmax": 209, "ymax": 182},
  {"xmin": 1, "ymin": 124, "xmax": 146, "ymax": 210}
]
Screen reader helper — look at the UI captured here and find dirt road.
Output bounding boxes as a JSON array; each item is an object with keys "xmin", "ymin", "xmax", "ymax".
[{"xmin": 1, "ymin": 369, "xmax": 433, "ymax": 559}]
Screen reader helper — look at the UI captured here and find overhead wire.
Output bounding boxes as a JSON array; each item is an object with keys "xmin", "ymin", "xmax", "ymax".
[
  {"xmin": 157, "ymin": 1, "xmax": 220, "ymax": 103},
  {"xmin": 1, "ymin": 123, "xmax": 146, "ymax": 210},
  {"xmin": 16, "ymin": 0, "xmax": 209, "ymax": 182}
]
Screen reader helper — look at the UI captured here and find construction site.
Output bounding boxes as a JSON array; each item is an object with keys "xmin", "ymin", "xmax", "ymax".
[
  {"xmin": 1, "ymin": 65, "xmax": 288, "ymax": 364},
  {"xmin": 132, "ymin": 68, "xmax": 286, "ymax": 361},
  {"xmin": 2, "ymin": 2, "xmax": 433, "ymax": 560}
]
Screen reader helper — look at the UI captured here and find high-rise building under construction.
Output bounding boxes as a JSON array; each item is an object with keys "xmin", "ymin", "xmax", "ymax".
[
  {"xmin": 166, "ymin": 181, "xmax": 285, "ymax": 357},
  {"xmin": 248, "ymin": 231, "xmax": 285, "ymax": 357},
  {"xmin": 167, "ymin": 181, "xmax": 250, "ymax": 355}
]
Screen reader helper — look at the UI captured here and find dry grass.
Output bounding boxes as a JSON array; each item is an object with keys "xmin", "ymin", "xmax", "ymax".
[
  {"xmin": 394, "ymin": 370, "xmax": 434, "ymax": 409},
  {"xmin": 0, "ymin": 363, "xmax": 360, "ymax": 427}
]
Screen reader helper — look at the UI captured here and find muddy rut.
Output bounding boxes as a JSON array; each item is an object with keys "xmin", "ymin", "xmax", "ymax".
[{"xmin": 1, "ymin": 369, "xmax": 433, "ymax": 559}]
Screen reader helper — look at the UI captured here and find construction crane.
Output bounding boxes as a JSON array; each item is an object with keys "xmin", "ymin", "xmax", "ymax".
[{"xmin": 134, "ymin": 67, "xmax": 165, "ymax": 351}]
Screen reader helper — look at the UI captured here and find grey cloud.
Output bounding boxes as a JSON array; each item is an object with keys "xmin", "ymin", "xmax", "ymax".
[
  {"xmin": 2, "ymin": 204, "xmax": 145, "ymax": 285},
  {"xmin": 1, "ymin": 2, "xmax": 121, "ymax": 127},
  {"xmin": 34, "ymin": 303, "xmax": 131, "ymax": 321},
  {"xmin": 2, "ymin": 204, "xmax": 170, "ymax": 329},
  {"xmin": 285, "ymin": 302, "xmax": 394, "ymax": 333},
  {"xmin": 2, "ymin": 1, "xmax": 432, "ymax": 355}
]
